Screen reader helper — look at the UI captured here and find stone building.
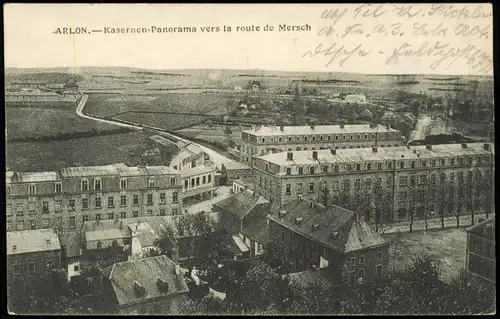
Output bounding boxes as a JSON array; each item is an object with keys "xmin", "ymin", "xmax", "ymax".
[
  {"xmin": 220, "ymin": 162, "xmax": 252, "ymax": 186},
  {"xmin": 465, "ymin": 217, "xmax": 495, "ymax": 291},
  {"xmin": 252, "ymin": 143, "xmax": 495, "ymax": 222},
  {"xmin": 239, "ymin": 123, "xmax": 403, "ymax": 164},
  {"xmin": 6, "ymin": 163, "xmax": 183, "ymax": 248},
  {"xmin": 268, "ymin": 198, "xmax": 389, "ymax": 286},
  {"xmin": 7, "ymin": 229, "xmax": 62, "ymax": 283}
]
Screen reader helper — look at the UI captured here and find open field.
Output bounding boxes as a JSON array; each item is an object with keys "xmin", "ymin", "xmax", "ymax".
[
  {"xmin": 384, "ymin": 228, "xmax": 467, "ymax": 284},
  {"xmin": 6, "ymin": 102, "xmax": 118, "ymax": 140},
  {"xmin": 6, "ymin": 132, "xmax": 155, "ymax": 172},
  {"xmin": 178, "ymin": 124, "xmax": 243, "ymax": 148},
  {"xmin": 84, "ymin": 93, "xmax": 232, "ymax": 130}
]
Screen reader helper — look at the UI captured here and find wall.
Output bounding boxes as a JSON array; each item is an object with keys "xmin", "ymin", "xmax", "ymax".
[
  {"xmin": 7, "ymin": 249, "xmax": 62, "ymax": 283},
  {"xmin": 342, "ymin": 244, "xmax": 390, "ymax": 285}
]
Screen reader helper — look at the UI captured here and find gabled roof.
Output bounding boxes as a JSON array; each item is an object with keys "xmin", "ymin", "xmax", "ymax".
[
  {"xmin": 241, "ymin": 217, "xmax": 270, "ymax": 245},
  {"xmin": 222, "ymin": 162, "xmax": 251, "ymax": 171},
  {"xmin": 269, "ymin": 199, "xmax": 354, "ymax": 252},
  {"xmin": 102, "ymin": 256, "xmax": 189, "ymax": 307},
  {"xmin": 180, "ymin": 163, "xmax": 217, "ymax": 178},
  {"xmin": 7, "ymin": 229, "xmax": 61, "ymax": 255},
  {"xmin": 213, "ymin": 191, "xmax": 270, "ymax": 219},
  {"xmin": 344, "ymin": 220, "xmax": 388, "ymax": 253}
]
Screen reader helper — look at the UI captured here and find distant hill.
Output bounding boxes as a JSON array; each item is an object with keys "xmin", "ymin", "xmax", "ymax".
[{"xmin": 5, "ymin": 71, "xmax": 84, "ymax": 84}]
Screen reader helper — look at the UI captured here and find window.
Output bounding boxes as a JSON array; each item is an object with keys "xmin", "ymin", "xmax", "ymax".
[
  {"xmin": 147, "ymin": 210, "xmax": 153, "ymax": 216},
  {"xmin": 358, "ymin": 269, "xmax": 365, "ymax": 284},
  {"xmin": 184, "ymin": 180, "xmax": 189, "ymax": 189},
  {"xmin": 96, "ymin": 213, "xmax": 101, "ymax": 221},
  {"xmin": 355, "ymin": 179, "xmax": 361, "ymax": 189},
  {"xmin": 334, "ymin": 165, "xmax": 339, "ymax": 173},
  {"xmin": 133, "ymin": 195, "xmax": 139, "ymax": 205},
  {"xmin": 133, "ymin": 211, "xmax": 139, "ymax": 218},
  {"xmin": 350, "ymin": 257, "xmax": 355, "ymax": 267},
  {"xmin": 376, "ymin": 178, "xmax": 382, "ymax": 188},
  {"xmin": 207, "ymin": 174, "xmax": 212, "ymax": 183},
  {"xmin": 419, "ymin": 175, "xmax": 427, "ymax": 185},
  {"xmin": 286, "ymin": 168, "xmax": 291, "ymax": 175},
  {"xmin": 69, "ymin": 199, "xmax": 75, "ymax": 210},
  {"xmin": 157, "ymin": 209, "xmax": 165, "ymax": 216},
  {"xmin": 81, "ymin": 179, "xmax": 89, "ymax": 192},
  {"xmin": 96, "ymin": 257, "xmax": 103, "ymax": 265},
  {"xmin": 55, "ymin": 200, "xmax": 62, "ymax": 213},
  {"xmin": 297, "ymin": 183, "xmax": 303, "ymax": 194},
  {"xmin": 376, "ymin": 265, "xmax": 382, "ymax": 278},
  {"xmin": 42, "ymin": 201, "xmax": 49, "ymax": 214},
  {"xmin": 202, "ymin": 175, "xmax": 207, "ymax": 184},
  {"xmin": 365, "ymin": 179, "xmax": 372, "ymax": 190},
  {"xmin": 159, "ymin": 193, "xmax": 166, "ymax": 204},
  {"xmin": 55, "ymin": 183, "xmax": 62, "ymax": 193},
  {"xmin": 170, "ymin": 177, "xmax": 176, "ymax": 186},
  {"xmin": 298, "ymin": 167, "xmax": 304, "ymax": 175},
  {"xmin": 82, "ymin": 198, "xmax": 89, "ymax": 209},
  {"xmin": 387, "ymin": 162, "xmax": 392, "ymax": 169},
  {"xmin": 400, "ymin": 161, "xmax": 405, "ymax": 169},
  {"xmin": 69, "ymin": 216, "xmax": 76, "ymax": 228},
  {"xmin": 107, "ymin": 213, "xmax": 114, "ymax": 220},
  {"xmin": 430, "ymin": 174, "xmax": 436, "ymax": 184},
  {"xmin": 410, "ymin": 176, "xmax": 416, "ymax": 186},
  {"xmin": 356, "ymin": 164, "xmax": 361, "ymax": 171},
  {"xmin": 28, "ymin": 262, "xmax": 36, "ymax": 274},
  {"xmin": 95, "ymin": 197, "xmax": 101, "ymax": 208},
  {"xmin": 74, "ymin": 265, "xmax": 80, "ymax": 272},
  {"xmin": 309, "ymin": 182, "xmax": 314, "ymax": 192},
  {"xmin": 29, "ymin": 184, "xmax": 36, "ymax": 195},
  {"xmin": 309, "ymin": 167, "xmax": 315, "ymax": 174},
  {"xmin": 120, "ymin": 178, "xmax": 128, "ymax": 189},
  {"xmin": 367, "ymin": 163, "xmax": 372, "ymax": 170},
  {"xmin": 120, "ymin": 195, "xmax": 127, "ymax": 206},
  {"xmin": 399, "ymin": 176, "xmax": 408, "ymax": 187},
  {"xmin": 344, "ymin": 180, "xmax": 350, "ymax": 190},
  {"xmin": 147, "ymin": 194, "xmax": 153, "ymax": 206},
  {"xmin": 422, "ymin": 160, "xmax": 427, "ymax": 168},
  {"xmin": 440, "ymin": 158, "xmax": 445, "ymax": 166},
  {"xmin": 148, "ymin": 178, "xmax": 155, "ymax": 187},
  {"xmin": 97, "ymin": 241, "xmax": 103, "ymax": 249},
  {"xmin": 7, "ymin": 221, "xmax": 12, "ymax": 231},
  {"xmin": 83, "ymin": 215, "xmax": 89, "ymax": 222},
  {"xmin": 108, "ymin": 197, "xmax": 114, "ymax": 208},
  {"xmin": 359, "ymin": 255, "xmax": 365, "ymax": 264},
  {"xmin": 173, "ymin": 192, "xmax": 179, "ymax": 203},
  {"xmin": 120, "ymin": 212, "xmax": 127, "ymax": 219},
  {"xmin": 30, "ymin": 220, "xmax": 36, "ymax": 230},
  {"xmin": 286, "ymin": 184, "xmax": 291, "ymax": 195},
  {"xmin": 333, "ymin": 181, "xmax": 339, "ymax": 191},
  {"xmin": 377, "ymin": 251, "xmax": 382, "ymax": 260},
  {"xmin": 173, "ymin": 209, "xmax": 178, "ymax": 215},
  {"xmin": 94, "ymin": 178, "xmax": 101, "ymax": 191},
  {"xmin": 17, "ymin": 221, "xmax": 24, "ymax": 231}
]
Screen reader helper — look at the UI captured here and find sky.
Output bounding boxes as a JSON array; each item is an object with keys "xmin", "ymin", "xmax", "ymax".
[{"xmin": 4, "ymin": 3, "xmax": 493, "ymax": 76}]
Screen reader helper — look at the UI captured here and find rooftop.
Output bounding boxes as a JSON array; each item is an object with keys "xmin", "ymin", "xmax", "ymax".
[
  {"xmin": 213, "ymin": 190, "xmax": 269, "ymax": 218},
  {"xmin": 222, "ymin": 162, "xmax": 251, "ymax": 171},
  {"xmin": 466, "ymin": 217, "xmax": 495, "ymax": 240},
  {"xmin": 65, "ymin": 232, "xmax": 83, "ymax": 258},
  {"xmin": 233, "ymin": 177, "xmax": 254, "ymax": 189},
  {"xmin": 258, "ymin": 143, "xmax": 494, "ymax": 166},
  {"xmin": 180, "ymin": 163, "xmax": 217, "ymax": 178},
  {"xmin": 149, "ymin": 135, "xmax": 176, "ymax": 147},
  {"xmin": 344, "ymin": 219, "xmax": 388, "ymax": 253},
  {"xmin": 284, "ymin": 268, "xmax": 338, "ymax": 288},
  {"xmin": 270, "ymin": 199, "xmax": 354, "ymax": 252},
  {"xmin": 243, "ymin": 124, "xmax": 398, "ymax": 137},
  {"xmin": 241, "ymin": 217, "xmax": 270, "ymax": 245},
  {"xmin": 59, "ymin": 163, "xmax": 177, "ymax": 178},
  {"xmin": 7, "ymin": 229, "xmax": 61, "ymax": 255},
  {"xmin": 102, "ymin": 255, "xmax": 189, "ymax": 307},
  {"xmin": 7, "ymin": 171, "xmax": 60, "ymax": 183}
]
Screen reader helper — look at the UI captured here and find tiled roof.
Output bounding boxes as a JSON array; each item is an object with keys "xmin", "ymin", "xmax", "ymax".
[
  {"xmin": 222, "ymin": 162, "xmax": 251, "ymax": 170},
  {"xmin": 270, "ymin": 199, "xmax": 354, "ymax": 252},
  {"xmin": 60, "ymin": 164, "xmax": 121, "ymax": 177},
  {"xmin": 243, "ymin": 124, "xmax": 398, "ymax": 136},
  {"xmin": 7, "ymin": 229, "xmax": 61, "ymax": 255},
  {"xmin": 8, "ymin": 171, "xmax": 60, "ymax": 183},
  {"xmin": 241, "ymin": 218, "xmax": 270, "ymax": 245},
  {"xmin": 213, "ymin": 191, "xmax": 269, "ymax": 218},
  {"xmin": 102, "ymin": 255, "xmax": 189, "ymax": 307},
  {"xmin": 344, "ymin": 220, "xmax": 388, "ymax": 253},
  {"xmin": 258, "ymin": 143, "xmax": 494, "ymax": 166}
]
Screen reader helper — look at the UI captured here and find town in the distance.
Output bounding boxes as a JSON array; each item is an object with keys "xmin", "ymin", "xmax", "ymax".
[{"xmin": 5, "ymin": 68, "xmax": 495, "ymax": 315}]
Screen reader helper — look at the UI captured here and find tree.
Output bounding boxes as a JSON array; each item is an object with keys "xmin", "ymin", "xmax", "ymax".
[
  {"xmin": 421, "ymin": 172, "xmax": 438, "ymax": 231},
  {"xmin": 405, "ymin": 182, "xmax": 420, "ymax": 233},
  {"xmin": 372, "ymin": 179, "xmax": 392, "ymax": 233},
  {"xmin": 436, "ymin": 172, "xmax": 449, "ymax": 228},
  {"xmin": 263, "ymin": 239, "xmax": 294, "ymax": 275},
  {"xmin": 463, "ymin": 170, "xmax": 481, "ymax": 226}
]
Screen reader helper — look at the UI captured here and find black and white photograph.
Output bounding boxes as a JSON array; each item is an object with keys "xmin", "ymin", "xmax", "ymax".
[{"xmin": 4, "ymin": 3, "xmax": 495, "ymax": 315}]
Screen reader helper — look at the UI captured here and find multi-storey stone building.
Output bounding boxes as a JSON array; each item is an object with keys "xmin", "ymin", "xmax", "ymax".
[
  {"xmin": 465, "ymin": 217, "xmax": 495, "ymax": 291},
  {"xmin": 252, "ymin": 143, "xmax": 495, "ymax": 222},
  {"xmin": 239, "ymin": 123, "xmax": 403, "ymax": 164},
  {"xmin": 6, "ymin": 163, "xmax": 183, "ymax": 247}
]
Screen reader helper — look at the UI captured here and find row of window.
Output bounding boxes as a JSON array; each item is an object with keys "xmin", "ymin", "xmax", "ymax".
[
  {"xmin": 6, "ymin": 208, "xmax": 180, "ymax": 232},
  {"xmin": 183, "ymin": 174, "xmax": 212, "ymax": 189},
  {"xmin": 349, "ymin": 265, "xmax": 383, "ymax": 285},
  {"xmin": 278, "ymin": 156, "xmax": 490, "ymax": 176},
  {"xmin": 256, "ymin": 132, "xmax": 399, "ymax": 144},
  {"xmin": 11, "ymin": 260, "xmax": 55, "ymax": 276},
  {"xmin": 7, "ymin": 193, "xmax": 179, "ymax": 216},
  {"xmin": 24, "ymin": 177, "xmax": 177, "ymax": 195}
]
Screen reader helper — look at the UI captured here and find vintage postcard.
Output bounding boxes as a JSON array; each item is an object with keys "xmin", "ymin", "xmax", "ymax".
[{"xmin": 5, "ymin": 3, "xmax": 495, "ymax": 315}]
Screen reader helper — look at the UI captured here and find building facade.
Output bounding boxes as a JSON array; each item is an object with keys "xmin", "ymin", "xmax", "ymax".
[
  {"xmin": 268, "ymin": 199, "xmax": 389, "ymax": 285},
  {"xmin": 6, "ymin": 163, "xmax": 183, "ymax": 248},
  {"xmin": 252, "ymin": 143, "xmax": 495, "ymax": 222},
  {"xmin": 7, "ymin": 229, "xmax": 62, "ymax": 283},
  {"xmin": 465, "ymin": 218, "xmax": 495, "ymax": 291},
  {"xmin": 220, "ymin": 162, "xmax": 252, "ymax": 186},
  {"xmin": 239, "ymin": 124, "xmax": 403, "ymax": 164}
]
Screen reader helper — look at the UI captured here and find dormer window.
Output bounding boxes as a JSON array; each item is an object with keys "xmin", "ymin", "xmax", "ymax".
[
  {"xmin": 148, "ymin": 178, "xmax": 155, "ymax": 188},
  {"xmin": 28, "ymin": 185, "xmax": 36, "ymax": 195},
  {"xmin": 120, "ymin": 178, "xmax": 128, "ymax": 189},
  {"xmin": 54, "ymin": 182, "xmax": 62, "ymax": 193},
  {"xmin": 80, "ymin": 179, "xmax": 89, "ymax": 192},
  {"xmin": 46, "ymin": 239, "xmax": 51, "ymax": 246},
  {"xmin": 12, "ymin": 245, "xmax": 17, "ymax": 252},
  {"xmin": 94, "ymin": 178, "xmax": 102, "ymax": 191}
]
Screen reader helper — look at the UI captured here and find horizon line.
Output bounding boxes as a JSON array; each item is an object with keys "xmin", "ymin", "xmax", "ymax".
[{"xmin": 4, "ymin": 65, "xmax": 493, "ymax": 78}]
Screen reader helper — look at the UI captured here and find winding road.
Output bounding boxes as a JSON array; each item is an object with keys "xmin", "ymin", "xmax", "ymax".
[{"xmin": 76, "ymin": 94, "xmax": 236, "ymax": 168}]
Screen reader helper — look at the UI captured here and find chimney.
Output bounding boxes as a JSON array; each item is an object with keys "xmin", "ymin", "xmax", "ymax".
[
  {"xmin": 461, "ymin": 143, "xmax": 468, "ymax": 149},
  {"xmin": 484, "ymin": 143, "xmax": 490, "ymax": 151},
  {"xmin": 312, "ymin": 151, "xmax": 318, "ymax": 160},
  {"xmin": 79, "ymin": 249, "xmax": 83, "ymax": 256},
  {"xmin": 156, "ymin": 278, "xmax": 169, "ymax": 293},
  {"xmin": 280, "ymin": 125, "xmax": 284, "ymax": 132},
  {"xmin": 287, "ymin": 152, "xmax": 294, "ymax": 161},
  {"xmin": 340, "ymin": 123, "xmax": 345, "ymax": 129},
  {"xmin": 413, "ymin": 149, "xmax": 417, "ymax": 153},
  {"xmin": 331, "ymin": 149, "xmax": 337, "ymax": 155},
  {"xmin": 386, "ymin": 124, "xmax": 391, "ymax": 130},
  {"xmin": 279, "ymin": 210, "xmax": 287, "ymax": 219},
  {"xmin": 311, "ymin": 124, "xmax": 315, "ymax": 130},
  {"xmin": 426, "ymin": 145, "xmax": 432, "ymax": 150},
  {"xmin": 312, "ymin": 223, "xmax": 319, "ymax": 231},
  {"xmin": 295, "ymin": 217, "xmax": 304, "ymax": 226},
  {"xmin": 369, "ymin": 123, "xmax": 377, "ymax": 129},
  {"xmin": 401, "ymin": 155, "xmax": 404, "ymax": 158},
  {"xmin": 372, "ymin": 147, "xmax": 378, "ymax": 153}
]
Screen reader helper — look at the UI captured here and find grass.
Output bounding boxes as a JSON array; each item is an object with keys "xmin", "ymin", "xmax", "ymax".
[
  {"xmin": 84, "ymin": 93, "xmax": 232, "ymax": 130},
  {"xmin": 6, "ymin": 132, "xmax": 157, "ymax": 172},
  {"xmin": 6, "ymin": 102, "xmax": 118, "ymax": 140},
  {"xmin": 384, "ymin": 228, "xmax": 467, "ymax": 284}
]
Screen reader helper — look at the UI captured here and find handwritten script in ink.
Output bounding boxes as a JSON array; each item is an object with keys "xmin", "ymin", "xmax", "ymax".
[{"xmin": 303, "ymin": 4, "xmax": 492, "ymax": 74}]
